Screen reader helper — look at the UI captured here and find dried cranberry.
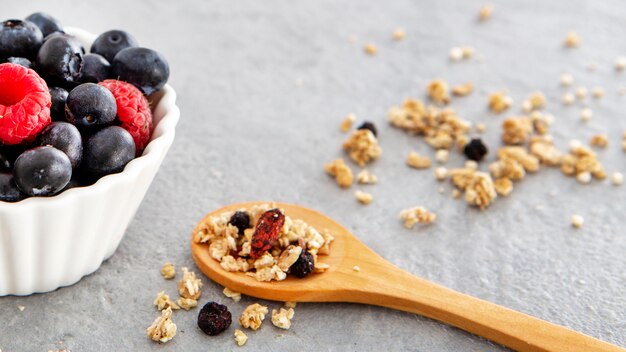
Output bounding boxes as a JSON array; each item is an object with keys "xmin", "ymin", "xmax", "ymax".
[
  {"xmin": 289, "ymin": 250, "xmax": 315, "ymax": 278},
  {"xmin": 197, "ymin": 301, "xmax": 232, "ymax": 336},
  {"xmin": 357, "ymin": 121, "xmax": 378, "ymax": 137},
  {"xmin": 228, "ymin": 211, "xmax": 251, "ymax": 235},
  {"xmin": 463, "ymin": 138, "xmax": 488, "ymax": 161},
  {"xmin": 250, "ymin": 208, "xmax": 285, "ymax": 258}
]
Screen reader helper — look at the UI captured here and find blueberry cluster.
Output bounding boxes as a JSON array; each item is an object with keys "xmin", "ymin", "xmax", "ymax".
[{"xmin": 0, "ymin": 12, "xmax": 170, "ymax": 202}]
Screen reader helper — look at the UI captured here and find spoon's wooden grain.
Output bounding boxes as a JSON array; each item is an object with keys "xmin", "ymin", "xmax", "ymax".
[{"xmin": 191, "ymin": 202, "xmax": 624, "ymax": 352}]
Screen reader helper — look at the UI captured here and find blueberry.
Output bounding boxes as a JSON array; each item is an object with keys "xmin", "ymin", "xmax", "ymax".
[
  {"xmin": 90, "ymin": 30, "xmax": 138, "ymax": 63},
  {"xmin": 463, "ymin": 138, "xmax": 488, "ymax": 161},
  {"xmin": 38, "ymin": 121, "xmax": 82, "ymax": 169},
  {"xmin": 112, "ymin": 47, "xmax": 169, "ymax": 95},
  {"xmin": 357, "ymin": 121, "xmax": 378, "ymax": 137},
  {"xmin": 82, "ymin": 126, "xmax": 135, "ymax": 180},
  {"xmin": 5, "ymin": 57, "xmax": 32, "ymax": 68},
  {"xmin": 0, "ymin": 173, "xmax": 24, "ymax": 202},
  {"xmin": 49, "ymin": 87, "xmax": 69, "ymax": 121},
  {"xmin": 25, "ymin": 12, "xmax": 64, "ymax": 38},
  {"xmin": 0, "ymin": 151, "xmax": 10, "ymax": 172},
  {"xmin": 42, "ymin": 32, "xmax": 84, "ymax": 53},
  {"xmin": 65, "ymin": 83, "xmax": 117, "ymax": 131},
  {"xmin": 77, "ymin": 53, "xmax": 110, "ymax": 83},
  {"xmin": 197, "ymin": 302, "xmax": 232, "ymax": 336},
  {"xmin": 13, "ymin": 146, "xmax": 72, "ymax": 197},
  {"xmin": 228, "ymin": 211, "xmax": 251, "ymax": 235},
  {"xmin": 289, "ymin": 250, "xmax": 315, "ymax": 278},
  {"xmin": 0, "ymin": 20, "xmax": 43, "ymax": 61},
  {"xmin": 35, "ymin": 35, "xmax": 83, "ymax": 87}
]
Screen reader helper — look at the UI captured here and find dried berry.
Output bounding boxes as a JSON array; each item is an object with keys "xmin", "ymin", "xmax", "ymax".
[
  {"xmin": 464, "ymin": 138, "xmax": 488, "ymax": 161},
  {"xmin": 357, "ymin": 121, "xmax": 378, "ymax": 137},
  {"xmin": 197, "ymin": 301, "xmax": 232, "ymax": 336},
  {"xmin": 250, "ymin": 208, "xmax": 285, "ymax": 259},
  {"xmin": 289, "ymin": 250, "xmax": 314, "ymax": 278},
  {"xmin": 228, "ymin": 211, "xmax": 251, "ymax": 235}
]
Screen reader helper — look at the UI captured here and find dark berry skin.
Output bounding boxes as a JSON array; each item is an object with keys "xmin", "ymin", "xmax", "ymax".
[
  {"xmin": 38, "ymin": 122, "xmax": 83, "ymax": 169},
  {"xmin": 66, "ymin": 83, "xmax": 117, "ymax": 131},
  {"xmin": 77, "ymin": 53, "xmax": 111, "ymax": 83},
  {"xmin": 91, "ymin": 30, "xmax": 138, "ymax": 63},
  {"xmin": 13, "ymin": 146, "xmax": 72, "ymax": 197},
  {"xmin": 49, "ymin": 87, "xmax": 69, "ymax": 121},
  {"xmin": 35, "ymin": 35, "xmax": 83, "ymax": 88},
  {"xmin": 197, "ymin": 302, "xmax": 232, "ymax": 336},
  {"xmin": 290, "ymin": 250, "xmax": 315, "ymax": 278},
  {"xmin": 0, "ymin": 20, "xmax": 43, "ymax": 61},
  {"xmin": 0, "ymin": 173, "xmax": 24, "ymax": 202},
  {"xmin": 5, "ymin": 57, "xmax": 32, "ymax": 68},
  {"xmin": 357, "ymin": 121, "xmax": 378, "ymax": 137},
  {"xmin": 25, "ymin": 12, "xmax": 64, "ymax": 38},
  {"xmin": 0, "ymin": 151, "xmax": 12, "ymax": 172},
  {"xmin": 229, "ymin": 211, "xmax": 251, "ymax": 235},
  {"xmin": 82, "ymin": 126, "xmax": 136, "ymax": 180},
  {"xmin": 112, "ymin": 47, "xmax": 169, "ymax": 95},
  {"xmin": 463, "ymin": 138, "xmax": 488, "ymax": 161}
]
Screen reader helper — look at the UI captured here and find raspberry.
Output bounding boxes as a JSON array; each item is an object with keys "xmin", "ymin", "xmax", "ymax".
[
  {"xmin": 0, "ymin": 63, "xmax": 51, "ymax": 145},
  {"xmin": 98, "ymin": 79, "xmax": 152, "ymax": 152}
]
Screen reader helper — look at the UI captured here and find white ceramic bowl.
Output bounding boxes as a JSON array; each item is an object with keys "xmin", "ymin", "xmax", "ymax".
[{"xmin": 0, "ymin": 27, "xmax": 180, "ymax": 296}]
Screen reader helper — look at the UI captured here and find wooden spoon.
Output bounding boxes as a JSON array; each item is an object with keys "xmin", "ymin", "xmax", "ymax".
[{"xmin": 191, "ymin": 202, "xmax": 624, "ymax": 352}]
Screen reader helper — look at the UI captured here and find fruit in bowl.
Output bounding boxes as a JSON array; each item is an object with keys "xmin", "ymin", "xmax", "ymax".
[{"xmin": 0, "ymin": 12, "xmax": 180, "ymax": 295}]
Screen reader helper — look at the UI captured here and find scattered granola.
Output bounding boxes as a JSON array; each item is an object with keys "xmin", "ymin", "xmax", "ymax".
[
  {"xmin": 434, "ymin": 166, "xmax": 448, "ymax": 181},
  {"xmin": 325, "ymin": 158, "xmax": 354, "ymax": 188},
  {"xmin": 575, "ymin": 86, "xmax": 588, "ymax": 100},
  {"xmin": 580, "ymin": 108, "xmax": 592, "ymax": 122},
  {"xmin": 592, "ymin": 87, "xmax": 604, "ymax": 99},
  {"xmin": 611, "ymin": 172, "xmax": 623, "ymax": 186},
  {"xmin": 342, "ymin": 129, "xmax": 382, "ymax": 166},
  {"xmin": 234, "ymin": 329, "xmax": 248, "ymax": 346},
  {"xmin": 357, "ymin": 169, "xmax": 378, "ymax": 184},
  {"xmin": 616, "ymin": 57, "xmax": 626, "ymax": 72},
  {"xmin": 240, "ymin": 303, "xmax": 269, "ymax": 330},
  {"xmin": 285, "ymin": 302, "xmax": 297, "ymax": 309},
  {"xmin": 530, "ymin": 136, "xmax": 563, "ymax": 166},
  {"xmin": 406, "ymin": 151, "xmax": 432, "ymax": 169},
  {"xmin": 571, "ymin": 214, "xmax": 584, "ymax": 228},
  {"xmin": 560, "ymin": 73, "xmax": 574, "ymax": 86},
  {"xmin": 449, "ymin": 47, "xmax": 463, "ymax": 62},
  {"xmin": 399, "ymin": 206, "xmax": 437, "ymax": 228},
  {"xmin": 364, "ymin": 43, "xmax": 377, "ymax": 55},
  {"xmin": 564, "ymin": 31, "xmax": 580, "ymax": 48},
  {"xmin": 154, "ymin": 291, "xmax": 180, "ymax": 311},
  {"xmin": 478, "ymin": 4, "xmax": 493, "ymax": 21},
  {"xmin": 451, "ymin": 83, "xmax": 474, "ymax": 97},
  {"xmin": 177, "ymin": 298, "xmax": 198, "ymax": 311},
  {"xmin": 464, "ymin": 172, "xmax": 497, "ymax": 209},
  {"xmin": 502, "ymin": 116, "xmax": 532, "ymax": 145},
  {"xmin": 426, "ymin": 79, "xmax": 450, "ymax": 104},
  {"xmin": 388, "ymin": 98, "xmax": 471, "ymax": 150},
  {"xmin": 493, "ymin": 177, "xmax": 513, "ymax": 196},
  {"xmin": 576, "ymin": 171, "xmax": 592, "ymax": 184},
  {"xmin": 435, "ymin": 149, "xmax": 449, "ymax": 163},
  {"xmin": 562, "ymin": 92, "xmax": 575, "ymax": 105},
  {"xmin": 147, "ymin": 307, "xmax": 177, "ymax": 343},
  {"xmin": 160, "ymin": 262, "xmax": 176, "ymax": 280},
  {"xmin": 475, "ymin": 122, "xmax": 486, "ymax": 133},
  {"xmin": 392, "ymin": 28, "xmax": 406, "ymax": 41},
  {"xmin": 561, "ymin": 143, "xmax": 606, "ymax": 182},
  {"xmin": 178, "ymin": 267, "xmax": 202, "ymax": 300},
  {"xmin": 271, "ymin": 308, "xmax": 295, "ymax": 330},
  {"xmin": 355, "ymin": 190, "xmax": 373, "ymax": 205},
  {"xmin": 194, "ymin": 204, "xmax": 333, "ymax": 282},
  {"xmin": 590, "ymin": 134, "xmax": 608, "ymax": 148},
  {"xmin": 223, "ymin": 287, "xmax": 242, "ymax": 302},
  {"xmin": 523, "ymin": 91, "xmax": 546, "ymax": 111},
  {"xmin": 488, "ymin": 91, "xmax": 512, "ymax": 113},
  {"xmin": 17, "ymin": 305, "xmax": 25, "ymax": 312},
  {"xmin": 340, "ymin": 113, "xmax": 356, "ymax": 133}
]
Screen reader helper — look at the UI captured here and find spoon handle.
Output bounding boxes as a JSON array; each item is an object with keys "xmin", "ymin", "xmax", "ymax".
[{"xmin": 343, "ymin": 263, "xmax": 624, "ymax": 352}]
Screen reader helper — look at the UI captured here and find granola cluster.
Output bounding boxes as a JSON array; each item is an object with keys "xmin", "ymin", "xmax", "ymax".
[
  {"xmin": 561, "ymin": 142, "xmax": 606, "ymax": 183},
  {"xmin": 488, "ymin": 91, "xmax": 512, "ymax": 113},
  {"xmin": 488, "ymin": 147, "xmax": 539, "ymax": 196},
  {"xmin": 193, "ymin": 204, "xmax": 334, "ymax": 282},
  {"xmin": 426, "ymin": 79, "xmax": 450, "ymax": 104},
  {"xmin": 388, "ymin": 98, "xmax": 471, "ymax": 150},
  {"xmin": 399, "ymin": 206, "xmax": 437, "ymax": 228},
  {"xmin": 271, "ymin": 308, "xmax": 295, "ymax": 330},
  {"xmin": 342, "ymin": 129, "xmax": 382, "ymax": 166},
  {"xmin": 446, "ymin": 164, "xmax": 497, "ymax": 209},
  {"xmin": 239, "ymin": 303, "xmax": 269, "ymax": 330},
  {"xmin": 147, "ymin": 307, "xmax": 177, "ymax": 343},
  {"xmin": 325, "ymin": 158, "xmax": 354, "ymax": 188}
]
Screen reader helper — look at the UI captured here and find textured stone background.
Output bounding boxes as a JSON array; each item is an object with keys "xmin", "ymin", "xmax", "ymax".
[{"xmin": 1, "ymin": 0, "xmax": 625, "ymax": 351}]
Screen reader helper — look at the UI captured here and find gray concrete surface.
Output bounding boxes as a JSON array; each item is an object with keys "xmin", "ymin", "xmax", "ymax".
[{"xmin": 1, "ymin": 0, "xmax": 626, "ymax": 351}]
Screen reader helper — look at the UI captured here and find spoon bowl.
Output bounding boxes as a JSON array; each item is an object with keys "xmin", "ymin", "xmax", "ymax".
[{"xmin": 191, "ymin": 201, "xmax": 624, "ymax": 352}]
